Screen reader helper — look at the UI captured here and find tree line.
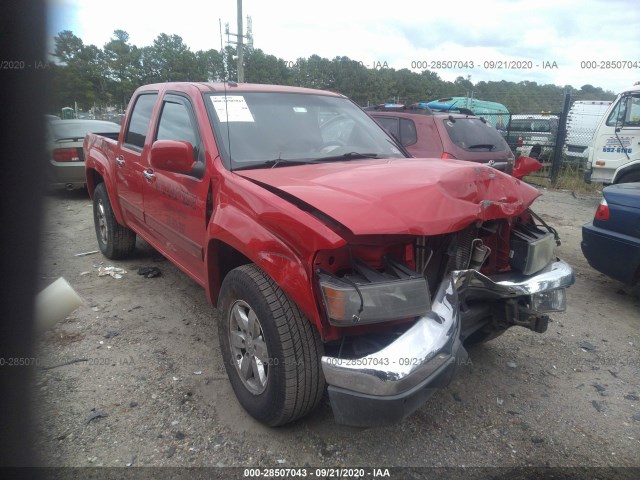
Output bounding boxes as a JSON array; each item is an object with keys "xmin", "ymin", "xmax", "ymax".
[{"xmin": 49, "ymin": 30, "xmax": 616, "ymax": 115}]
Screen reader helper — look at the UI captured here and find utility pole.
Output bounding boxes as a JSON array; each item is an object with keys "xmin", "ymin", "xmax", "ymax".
[
  {"xmin": 237, "ymin": 0, "xmax": 243, "ymax": 82},
  {"xmin": 225, "ymin": 2, "xmax": 253, "ymax": 83}
]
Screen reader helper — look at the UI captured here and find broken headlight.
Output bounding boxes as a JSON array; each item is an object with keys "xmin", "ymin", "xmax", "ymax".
[{"xmin": 318, "ymin": 258, "xmax": 431, "ymax": 326}]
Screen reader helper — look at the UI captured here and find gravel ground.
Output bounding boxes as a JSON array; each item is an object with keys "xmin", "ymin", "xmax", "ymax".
[{"xmin": 31, "ymin": 187, "xmax": 639, "ymax": 475}]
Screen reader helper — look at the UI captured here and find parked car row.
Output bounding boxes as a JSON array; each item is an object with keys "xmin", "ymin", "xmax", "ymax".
[{"xmin": 48, "ymin": 91, "xmax": 638, "ymax": 294}]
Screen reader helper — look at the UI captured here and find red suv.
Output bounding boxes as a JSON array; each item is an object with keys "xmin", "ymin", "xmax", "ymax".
[{"xmin": 366, "ymin": 104, "xmax": 515, "ymax": 174}]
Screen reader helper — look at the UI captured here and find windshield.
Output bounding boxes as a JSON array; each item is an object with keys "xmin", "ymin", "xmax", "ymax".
[
  {"xmin": 508, "ymin": 118, "xmax": 555, "ymax": 133},
  {"xmin": 205, "ymin": 92, "xmax": 405, "ymax": 169}
]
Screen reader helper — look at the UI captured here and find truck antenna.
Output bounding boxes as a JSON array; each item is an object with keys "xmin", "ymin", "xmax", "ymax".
[{"xmin": 219, "ymin": 19, "xmax": 233, "ymax": 171}]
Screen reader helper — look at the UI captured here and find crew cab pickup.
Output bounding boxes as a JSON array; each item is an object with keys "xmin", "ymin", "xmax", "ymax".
[{"xmin": 84, "ymin": 82, "xmax": 575, "ymax": 427}]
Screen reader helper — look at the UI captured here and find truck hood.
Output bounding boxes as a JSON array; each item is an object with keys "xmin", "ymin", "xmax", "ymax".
[{"xmin": 236, "ymin": 158, "xmax": 540, "ymax": 236}]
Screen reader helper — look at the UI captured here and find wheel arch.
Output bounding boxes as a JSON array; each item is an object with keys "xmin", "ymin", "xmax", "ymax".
[
  {"xmin": 205, "ymin": 211, "xmax": 324, "ymax": 334},
  {"xmin": 85, "ymin": 165, "xmax": 127, "ymax": 225}
]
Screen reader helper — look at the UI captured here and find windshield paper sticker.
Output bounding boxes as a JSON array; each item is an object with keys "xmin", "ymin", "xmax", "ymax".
[{"xmin": 210, "ymin": 96, "xmax": 254, "ymax": 122}]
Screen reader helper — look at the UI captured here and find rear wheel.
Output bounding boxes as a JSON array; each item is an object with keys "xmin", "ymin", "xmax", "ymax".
[
  {"xmin": 217, "ymin": 264, "xmax": 325, "ymax": 426},
  {"xmin": 93, "ymin": 183, "xmax": 136, "ymax": 259}
]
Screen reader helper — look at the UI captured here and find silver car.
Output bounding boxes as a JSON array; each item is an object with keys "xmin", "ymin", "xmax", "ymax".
[
  {"xmin": 502, "ymin": 114, "xmax": 559, "ymax": 159},
  {"xmin": 47, "ymin": 119, "xmax": 120, "ymax": 190}
]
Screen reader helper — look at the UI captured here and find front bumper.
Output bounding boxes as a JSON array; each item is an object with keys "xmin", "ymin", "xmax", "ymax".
[{"xmin": 321, "ymin": 259, "xmax": 575, "ymax": 426}]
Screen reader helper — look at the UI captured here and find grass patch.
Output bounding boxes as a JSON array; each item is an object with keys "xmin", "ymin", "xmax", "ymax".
[{"xmin": 522, "ymin": 155, "xmax": 602, "ymax": 193}]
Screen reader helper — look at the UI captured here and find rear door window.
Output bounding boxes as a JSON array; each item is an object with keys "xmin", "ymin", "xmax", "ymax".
[
  {"xmin": 508, "ymin": 119, "xmax": 533, "ymax": 132},
  {"xmin": 124, "ymin": 93, "xmax": 158, "ymax": 150}
]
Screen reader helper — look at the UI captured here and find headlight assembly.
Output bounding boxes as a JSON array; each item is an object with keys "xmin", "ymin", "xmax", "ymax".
[{"xmin": 317, "ymin": 258, "xmax": 431, "ymax": 326}]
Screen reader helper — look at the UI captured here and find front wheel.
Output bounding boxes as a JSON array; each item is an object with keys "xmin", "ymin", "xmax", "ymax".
[
  {"xmin": 217, "ymin": 264, "xmax": 325, "ymax": 426},
  {"xmin": 93, "ymin": 183, "xmax": 136, "ymax": 259}
]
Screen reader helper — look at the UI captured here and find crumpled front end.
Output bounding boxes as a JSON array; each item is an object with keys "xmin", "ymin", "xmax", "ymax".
[
  {"xmin": 316, "ymin": 212, "xmax": 575, "ymax": 427},
  {"xmin": 321, "ymin": 259, "xmax": 574, "ymax": 427}
]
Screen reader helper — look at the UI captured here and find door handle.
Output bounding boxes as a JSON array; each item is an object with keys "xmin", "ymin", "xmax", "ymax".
[
  {"xmin": 115, "ymin": 156, "xmax": 125, "ymax": 167},
  {"xmin": 143, "ymin": 169, "xmax": 156, "ymax": 182}
]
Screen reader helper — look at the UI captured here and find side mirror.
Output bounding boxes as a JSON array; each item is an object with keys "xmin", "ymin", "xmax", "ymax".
[{"xmin": 149, "ymin": 140, "xmax": 196, "ymax": 174}]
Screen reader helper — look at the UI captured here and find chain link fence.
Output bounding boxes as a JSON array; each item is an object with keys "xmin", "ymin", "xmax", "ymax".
[{"xmin": 501, "ymin": 93, "xmax": 613, "ymax": 183}]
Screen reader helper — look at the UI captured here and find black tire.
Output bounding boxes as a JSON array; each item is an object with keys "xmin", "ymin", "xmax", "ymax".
[
  {"xmin": 93, "ymin": 182, "xmax": 136, "ymax": 259},
  {"xmin": 217, "ymin": 264, "xmax": 325, "ymax": 426},
  {"xmin": 615, "ymin": 171, "xmax": 640, "ymax": 184}
]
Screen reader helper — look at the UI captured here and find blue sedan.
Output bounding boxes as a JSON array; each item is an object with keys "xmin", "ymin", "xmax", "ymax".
[{"xmin": 581, "ymin": 183, "xmax": 640, "ymax": 286}]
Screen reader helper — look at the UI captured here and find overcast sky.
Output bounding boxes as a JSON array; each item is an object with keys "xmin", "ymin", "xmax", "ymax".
[{"xmin": 48, "ymin": 0, "xmax": 640, "ymax": 94}]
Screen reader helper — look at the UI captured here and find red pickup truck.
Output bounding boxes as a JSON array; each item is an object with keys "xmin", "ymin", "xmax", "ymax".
[{"xmin": 84, "ymin": 82, "xmax": 575, "ymax": 427}]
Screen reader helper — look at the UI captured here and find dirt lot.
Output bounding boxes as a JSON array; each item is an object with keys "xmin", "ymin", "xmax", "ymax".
[{"xmin": 32, "ymin": 187, "xmax": 639, "ymax": 474}]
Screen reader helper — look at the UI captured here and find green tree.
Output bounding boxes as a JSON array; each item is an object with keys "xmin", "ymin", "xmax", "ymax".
[
  {"xmin": 244, "ymin": 49, "xmax": 291, "ymax": 85},
  {"xmin": 51, "ymin": 30, "xmax": 105, "ymax": 112},
  {"xmin": 147, "ymin": 33, "xmax": 199, "ymax": 82},
  {"xmin": 103, "ymin": 30, "xmax": 141, "ymax": 111},
  {"xmin": 194, "ymin": 49, "xmax": 225, "ymax": 82}
]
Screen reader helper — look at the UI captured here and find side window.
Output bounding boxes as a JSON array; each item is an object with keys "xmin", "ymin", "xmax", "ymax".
[
  {"xmin": 374, "ymin": 116, "xmax": 400, "ymax": 140},
  {"xmin": 625, "ymin": 96, "xmax": 640, "ymax": 126},
  {"xmin": 156, "ymin": 101, "xmax": 198, "ymax": 149},
  {"xmin": 124, "ymin": 93, "xmax": 158, "ymax": 149},
  {"xmin": 399, "ymin": 118, "xmax": 417, "ymax": 146},
  {"xmin": 606, "ymin": 100, "xmax": 626, "ymax": 126}
]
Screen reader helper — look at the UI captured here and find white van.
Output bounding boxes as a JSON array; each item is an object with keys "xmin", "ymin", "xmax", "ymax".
[
  {"xmin": 564, "ymin": 100, "xmax": 612, "ymax": 160},
  {"xmin": 585, "ymin": 83, "xmax": 640, "ymax": 184}
]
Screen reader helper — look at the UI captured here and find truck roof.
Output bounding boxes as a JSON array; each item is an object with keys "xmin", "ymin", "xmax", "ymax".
[
  {"xmin": 626, "ymin": 83, "xmax": 640, "ymax": 93},
  {"xmin": 136, "ymin": 82, "xmax": 346, "ymax": 98},
  {"xmin": 571, "ymin": 100, "xmax": 612, "ymax": 106}
]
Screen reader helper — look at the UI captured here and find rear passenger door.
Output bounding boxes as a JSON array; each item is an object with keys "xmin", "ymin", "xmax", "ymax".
[
  {"xmin": 142, "ymin": 93, "xmax": 209, "ymax": 284},
  {"xmin": 117, "ymin": 92, "xmax": 158, "ymax": 230}
]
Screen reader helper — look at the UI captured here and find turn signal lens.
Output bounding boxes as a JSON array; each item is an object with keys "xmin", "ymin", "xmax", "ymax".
[{"xmin": 532, "ymin": 288, "xmax": 566, "ymax": 313}]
